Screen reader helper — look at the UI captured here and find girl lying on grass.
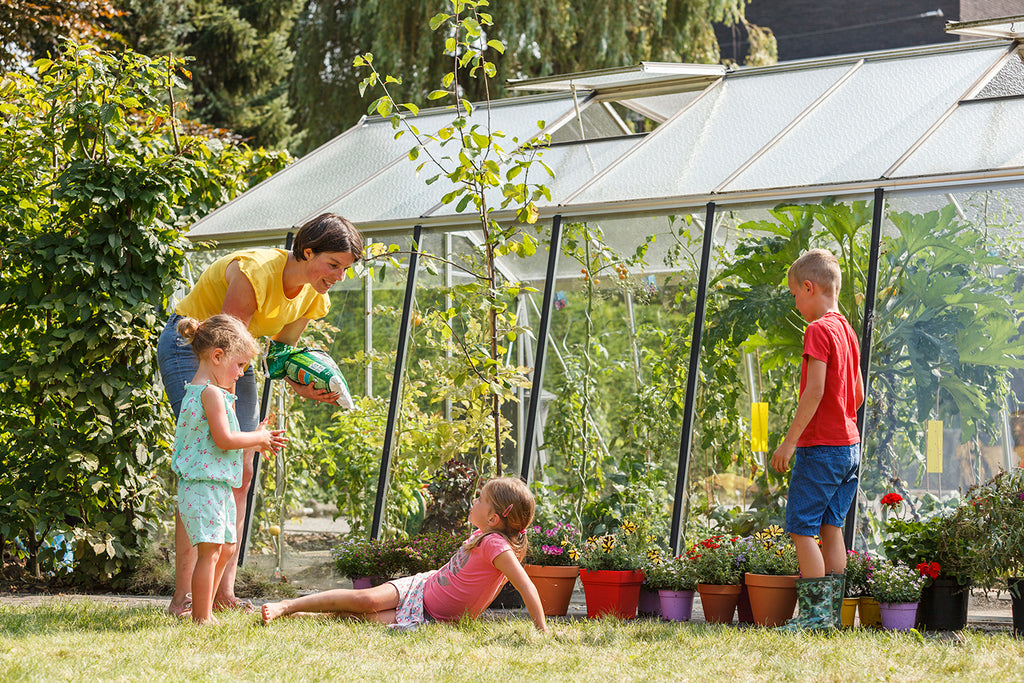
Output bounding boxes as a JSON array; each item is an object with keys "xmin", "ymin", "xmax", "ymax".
[{"xmin": 261, "ymin": 477, "xmax": 548, "ymax": 632}]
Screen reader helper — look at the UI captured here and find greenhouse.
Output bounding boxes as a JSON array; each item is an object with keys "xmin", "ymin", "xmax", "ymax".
[{"xmin": 187, "ymin": 24, "xmax": 1024, "ymax": 557}]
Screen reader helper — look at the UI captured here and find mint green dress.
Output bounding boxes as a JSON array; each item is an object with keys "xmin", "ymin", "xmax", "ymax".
[{"xmin": 172, "ymin": 382, "xmax": 243, "ymax": 545}]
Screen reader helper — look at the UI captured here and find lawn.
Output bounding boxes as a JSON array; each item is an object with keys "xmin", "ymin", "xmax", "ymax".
[{"xmin": 1, "ymin": 602, "xmax": 1023, "ymax": 682}]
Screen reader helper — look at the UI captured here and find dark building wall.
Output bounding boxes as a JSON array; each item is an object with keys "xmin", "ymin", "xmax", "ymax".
[{"xmin": 715, "ymin": 1, "xmax": 1019, "ymax": 63}]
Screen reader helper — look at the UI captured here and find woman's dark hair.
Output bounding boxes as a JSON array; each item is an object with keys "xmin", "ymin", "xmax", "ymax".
[{"xmin": 292, "ymin": 213, "xmax": 364, "ymax": 262}]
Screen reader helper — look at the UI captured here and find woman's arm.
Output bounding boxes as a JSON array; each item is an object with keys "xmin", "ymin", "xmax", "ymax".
[
  {"xmin": 492, "ymin": 550, "xmax": 549, "ymax": 633},
  {"xmin": 220, "ymin": 260, "xmax": 258, "ymax": 326}
]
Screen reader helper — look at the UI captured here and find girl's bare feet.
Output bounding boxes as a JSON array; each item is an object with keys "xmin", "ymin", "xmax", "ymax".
[
  {"xmin": 261, "ymin": 601, "xmax": 288, "ymax": 625},
  {"xmin": 192, "ymin": 614, "xmax": 219, "ymax": 625}
]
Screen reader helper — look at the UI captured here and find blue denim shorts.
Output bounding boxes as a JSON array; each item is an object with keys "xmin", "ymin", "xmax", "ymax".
[
  {"xmin": 157, "ymin": 314, "xmax": 259, "ymax": 430},
  {"xmin": 785, "ymin": 443, "xmax": 860, "ymax": 537}
]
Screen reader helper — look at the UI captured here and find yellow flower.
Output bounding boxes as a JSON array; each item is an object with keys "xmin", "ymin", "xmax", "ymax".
[
  {"xmin": 599, "ymin": 535, "xmax": 617, "ymax": 553},
  {"xmin": 647, "ymin": 549, "xmax": 662, "ymax": 564},
  {"xmin": 765, "ymin": 524, "xmax": 784, "ymax": 538},
  {"xmin": 567, "ymin": 546, "xmax": 579, "ymax": 562},
  {"xmin": 621, "ymin": 520, "xmax": 637, "ymax": 535}
]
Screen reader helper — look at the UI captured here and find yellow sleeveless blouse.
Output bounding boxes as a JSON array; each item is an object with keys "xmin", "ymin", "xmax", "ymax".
[{"xmin": 174, "ymin": 249, "xmax": 330, "ymax": 338}]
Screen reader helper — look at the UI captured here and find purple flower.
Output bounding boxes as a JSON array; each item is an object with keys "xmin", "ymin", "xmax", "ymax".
[{"xmin": 1016, "ymin": 491, "xmax": 1024, "ymax": 501}]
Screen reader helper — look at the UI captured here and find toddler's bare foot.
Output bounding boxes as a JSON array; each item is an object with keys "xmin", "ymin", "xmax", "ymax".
[
  {"xmin": 167, "ymin": 594, "xmax": 192, "ymax": 618},
  {"xmin": 192, "ymin": 613, "xmax": 218, "ymax": 625},
  {"xmin": 262, "ymin": 601, "xmax": 288, "ymax": 625}
]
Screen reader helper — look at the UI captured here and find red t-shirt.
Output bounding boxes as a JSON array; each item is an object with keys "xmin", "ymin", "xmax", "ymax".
[
  {"xmin": 423, "ymin": 532, "xmax": 511, "ymax": 621},
  {"xmin": 797, "ymin": 311, "xmax": 861, "ymax": 447}
]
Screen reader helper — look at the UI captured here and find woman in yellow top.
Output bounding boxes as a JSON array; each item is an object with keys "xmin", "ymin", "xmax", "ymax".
[{"xmin": 157, "ymin": 212, "xmax": 364, "ymax": 617}]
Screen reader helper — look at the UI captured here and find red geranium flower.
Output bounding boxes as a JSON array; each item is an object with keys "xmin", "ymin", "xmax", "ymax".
[
  {"xmin": 916, "ymin": 561, "xmax": 941, "ymax": 579},
  {"xmin": 880, "ymin": 492, "xmax": 903, "ymax": 508}
]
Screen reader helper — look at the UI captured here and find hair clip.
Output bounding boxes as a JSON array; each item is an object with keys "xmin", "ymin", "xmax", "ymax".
[{"xmin": 501, "ymin": 503, "xmax": 513, "ymax": 517}]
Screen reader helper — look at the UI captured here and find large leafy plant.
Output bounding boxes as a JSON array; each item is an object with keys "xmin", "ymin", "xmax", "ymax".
[{"xmin": 0, "ymin": 43, "xmax": 288, "ymax": 583}]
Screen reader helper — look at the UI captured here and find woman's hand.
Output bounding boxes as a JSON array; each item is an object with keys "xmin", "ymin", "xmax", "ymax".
[{"xmin": 285, "ymin": 377, "xmax": 340, "ymax": 404}]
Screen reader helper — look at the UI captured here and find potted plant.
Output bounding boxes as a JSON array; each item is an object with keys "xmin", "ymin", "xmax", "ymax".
[
  {"xmin": 643, "ymin": 553, "xmax": 698, "ymax": 622},
  {"xmin": 952, "ymin": 468, "xmax": 1024, "ymax": 636},
  {"xmin": 691, "ymin": 534, "xmax": 743, "ymax": 624},
  {"xmin": 869, "ymin": 559, "xmax": 926, "ymax": 631},
  {"xmin": 577, "ymin": 520, "xmax": 649, "ymax": 619},
  {"xmin": 332, "ymin": 536, "xmax": 403, "ymax": 586},
  {"xmin": 881, "ymin": 492, "xmax": 974, "ymax": 631},
  {"xmin": 742, "ymin": 526, "xmax": 800, "ymax": 627},
  {"xmin": 523, "ymin": 522, "xmax": 581, "ymax": 616},
  {"xmin": 844, "ymin": 549, "xmax": 875, "ymax": 627}
]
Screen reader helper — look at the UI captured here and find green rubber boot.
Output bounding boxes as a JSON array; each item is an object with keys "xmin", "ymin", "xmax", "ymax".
[
  {"xmin": 827, "ymin": 572, "xmax": 846, "ymax": 627},
  {"xmin": 776, "ymin": 576, "xmax": 838, "ymax": 631}
]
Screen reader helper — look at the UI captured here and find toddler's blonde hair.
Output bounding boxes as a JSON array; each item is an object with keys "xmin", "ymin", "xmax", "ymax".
[
  {"xmin": 176, "ymin": 314, "xmax": 259, "ymax": 360},
  {"xmin": 788, "ymin": 248, "xmax": 841, "ymax": 296}
]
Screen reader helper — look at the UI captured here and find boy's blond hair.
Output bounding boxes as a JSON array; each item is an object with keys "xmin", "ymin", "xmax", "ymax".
[{"xmin": 788, "ymin": 248, "xmax": 841, "ymax": 296}]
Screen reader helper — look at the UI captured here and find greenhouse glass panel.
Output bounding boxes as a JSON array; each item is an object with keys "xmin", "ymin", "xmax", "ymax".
[
  {"xmin": 856, "ymin": 186, "xmax": 1024, "ymax": 556},
  {"xmin": 617, "ymin": 91, "xmax": 702, "ymax": 123},
  {"xmin": 532, "ymin": 212, "xmax": 705, "ymax": 538},
  {"xmin": 891, "ymin": 98, "xmax": 1024, "ymax": 178},
  {"xmin": 188, "ymin": 95, "xmax": 578, "ymax": 239},
  {"xmin": 568, "ymin": 64, "xmax": 852, "ymax": 205},
  {"xmin": 725, "ymin": 45, "xmax": 1008, "ymax": 191},
  {"xmin": 685, "ymin": 199, "xmax": 874, "ymax": 538},
  {"xmin": 425, "ymin": 137, "xmax": 647, "ymax": 221}
]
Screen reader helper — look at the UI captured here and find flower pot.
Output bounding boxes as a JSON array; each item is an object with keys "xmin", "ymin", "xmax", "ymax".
[
  {"xmin": 841, "ymin": 597, "xmax": 859, "ymax": 628},
  {"xmin": 659, "ymin": 589, "xmax": 695, "ymax": 622},
  {"xmin": 915, "ymin": 578, "xmax": 970, "ymax": 631},
  {"xmin": 351, "ymin": 576, "xmax": 390, "ymax": 589},
  {"xmin": 858, "ymin": 596, "xmax": 882, "ymax": 628},
  {"xmin": 638, "ymin": 587, "xmax": 662, "ymax": 617},
  {"xmin": 697, "ymin": 583, "xmax": 742, "ymax": 624},
  {"xmin": 744, "ymin": 573, "xmax": 798, "ymax": 627},
  {"xmin": 579, "ymin": 569, "xmax": 645, "ymax": 619},
  {"xmin": 524, "ymin": 564, "xmax": 578, "ymax": 616},
  {"xmin": 1009, "ymin": 576, "xmax": 1024, "ymax": 639},
  {"xmin": 487, "ymin": 580, "xmax": 524, "ymax": 609},
  {"xmin": 736, "ymin": 581, "xmax": 755, "ymax": 624},
  {"xmin": 879, "ymin": 602, "xmax": 919, "ymax": 631}
]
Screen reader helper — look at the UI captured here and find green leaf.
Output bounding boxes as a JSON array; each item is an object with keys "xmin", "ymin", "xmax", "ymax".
[{"xmin": 486, "ymin": 40, "xmax": 505, "ymax": 54}]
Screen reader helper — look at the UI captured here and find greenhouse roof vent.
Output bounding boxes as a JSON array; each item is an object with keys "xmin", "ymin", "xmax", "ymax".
[
  {"xmin": 507, "ymin": 62, "xmax": 726, "ymax": 96},
  {"xmin": 946, "ymin": 15, "xmax": 1024, "ymax": 40}
]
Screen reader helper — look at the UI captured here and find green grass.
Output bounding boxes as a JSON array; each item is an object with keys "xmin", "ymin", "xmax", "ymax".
[{"xmin": 1, "ymin": 602, "xmax": 1023, "ymax": 682}]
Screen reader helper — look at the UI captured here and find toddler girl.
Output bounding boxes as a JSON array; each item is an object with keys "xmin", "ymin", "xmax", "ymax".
[
  {"xmin": 172, "ymin": 314, "xmax": 287, "ymax": 623},
  {"xmin": 261, "ymin": 477, "xmax": 549, "ymax": 633}
]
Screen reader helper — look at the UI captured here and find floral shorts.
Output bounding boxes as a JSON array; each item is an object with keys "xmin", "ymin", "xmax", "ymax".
[
  {"xmin": 389, "ymin": 570, "xmax": 437, "ymax": 629},
  {"xmin": 178, "ymin": 480, "xmax": 236, "ymax": 546}
]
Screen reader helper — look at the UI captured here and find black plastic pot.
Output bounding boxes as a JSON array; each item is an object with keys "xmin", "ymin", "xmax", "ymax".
[
  {"xmin": 1010, "ymin": 577, "xmax": 1024, "ymax": 638},
  {"xmin": 915, "ymin": 578, "xmax": 970, "ymax": 631},
  {"xmin": 487, "ymin": 581, "xmax": 524, "ymax": 609}
]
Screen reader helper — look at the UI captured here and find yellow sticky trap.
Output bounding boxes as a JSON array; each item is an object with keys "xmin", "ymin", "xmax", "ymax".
[
  {"xmin": 751, "ymin": 402, "xmax": 769, "ymax": 452},
  {"xmin": 927, "ymin": 419, "xmax": 943, "ymax": 473}
]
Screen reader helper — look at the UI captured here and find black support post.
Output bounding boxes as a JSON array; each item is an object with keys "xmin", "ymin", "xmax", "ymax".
[
  {"xmin": 669, "ymin": 202, "xmax": 717, "ymax": 553},
  {"xmin": 845, "ymin": 188, "xmax": 884, "ymax": 548},
  {"xmin": 370, "ymin": 225, "xmax": 422, "ymax": 540},
  {"xmin": 238, "ymin": 232, "xmax": 294, "ymax": 565},
  {"xmin": 520, "ymin": 215, "xmax": 563, "ymax": 483}
]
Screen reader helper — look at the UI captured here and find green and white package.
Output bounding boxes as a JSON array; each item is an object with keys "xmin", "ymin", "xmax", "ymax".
[{"xmin": 266, "ymin": 341, "xmax": 353, "ymax": 409}]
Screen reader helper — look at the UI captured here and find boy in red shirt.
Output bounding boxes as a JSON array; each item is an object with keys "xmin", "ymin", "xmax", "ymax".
[{"xmin": 771, "ymin": 248, "xmax": 864, "ymax": 630}]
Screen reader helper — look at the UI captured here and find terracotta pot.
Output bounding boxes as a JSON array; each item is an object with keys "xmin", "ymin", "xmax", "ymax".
[
  {"xmin": 916, "ymin": 578, "xmax": 970, "ymax": 631},
  {"xmin": 579, "ymin": 569, "xmax": 645, "ymax": 619},
  {"xmin": 879, "ymin": 602, "xmax": 918, "ymax": 631},
  {"xmin": 659, "ymin": 589, "xmax": 695, "ymax": 622},
  {"xmin": 524, "ymin": 564, "xmax": 578, "ymax": 616},
  {"xmin": 841, "ymin": 597, "xmax": 859, "ymax": 628},
  {"xmin": 744, "ymin": 573, "xmax": 798, "ymax": 627},
  {"xmin": 638, "ymin": 587, "xmax": 662, "ymax": 616},
  {"xmin": 858, "ymin": 596, "xmax": 882, "ymax": 628},
  {"xmin": 697, "ymin": 583, "xmax": 742, "ymax": 624}
]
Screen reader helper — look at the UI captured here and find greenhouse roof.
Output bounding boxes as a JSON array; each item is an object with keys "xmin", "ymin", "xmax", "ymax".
[{"xmin": 188, "ymin": 38, "xmax": 1024, "ymax": 246}]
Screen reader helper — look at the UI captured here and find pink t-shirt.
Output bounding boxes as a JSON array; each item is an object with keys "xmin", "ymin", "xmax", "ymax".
[
  {"xmin": 797, "ymin": 311, "xmax": 861, "ymax": 447},
  {"xmin": 423, "ymin": 532, "xmax": 512, "ymax": 621}
]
